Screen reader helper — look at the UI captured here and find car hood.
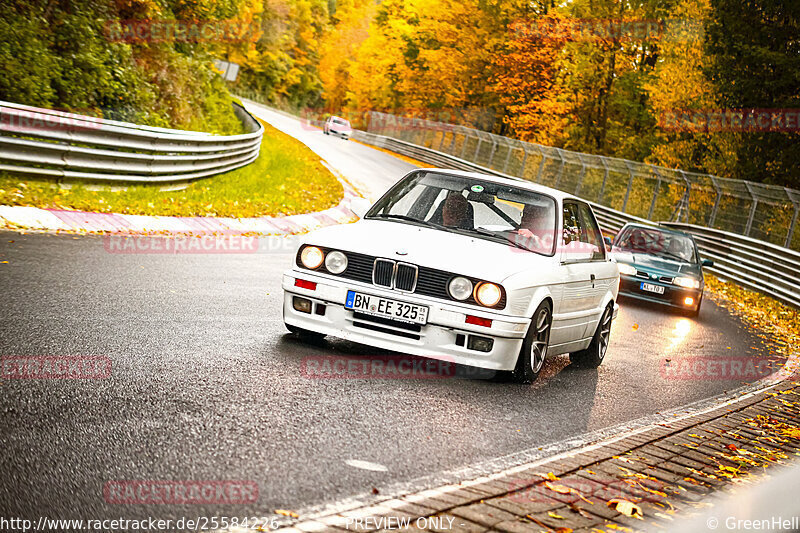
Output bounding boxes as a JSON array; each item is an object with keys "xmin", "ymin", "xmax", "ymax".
[
  {"xmin": 612, "ymin": 250, "xmax": 702, "ymax": 277},
  {"xmin": 300, "ymin": 219, "xmax": 553, "ymax": 282}
]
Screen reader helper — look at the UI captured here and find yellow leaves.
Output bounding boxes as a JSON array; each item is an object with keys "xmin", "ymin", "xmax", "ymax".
[
  {"xmin": 605, "ymin": 522, "xmax": 633, "ymax": 531},
  {"xmin": 274, "ymin": 510, "xmax": 299, "ymax": 518},
  {"xmin": 543, "ymin": 481, "xmax": 572, "ymax": 494},
  {"xmin": 542, "ymin": 481, "xmax": 594, "ymax": 504},
  {"xmin": 548, "ymin": 511, "xmax": 565, "ymax": 519},
  {"xmin": 539, "ymin": 472, "xmax": 561, "ymax": 481},
  {"xmin": 607, "ymin": 499, "xmax": 644, "ymax": 520},
  {"xmin": 781, "ymin": 427, "xmax": 800, "ymax": 440},
  {"xmin": 631, "ymin": 323, "xmax": 639, "ymax": 331}
]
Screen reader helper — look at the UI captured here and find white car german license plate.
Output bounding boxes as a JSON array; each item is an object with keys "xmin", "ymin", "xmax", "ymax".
[
  {"xmin": 345, "ymin": 290, "xmax": 428, "ymax": 325},
  {"xmin": 641, "ymin": 282, "xmax": 665, "ymax": 294}
]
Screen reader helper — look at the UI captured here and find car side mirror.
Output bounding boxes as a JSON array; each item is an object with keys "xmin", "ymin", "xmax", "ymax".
[
  {"xmin": 603, "ymin": 236, "xmax": 613, "ymax": 251},
  {"xmin": 349, "ymin": 197, "xmax": 372, "ymax": 219},
  {"xmin": 702, "ymin": 258, "xmax": 714, "ymax": 267}
]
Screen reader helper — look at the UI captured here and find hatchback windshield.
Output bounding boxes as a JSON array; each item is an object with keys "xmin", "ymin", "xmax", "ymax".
[
  {"xmin": 365, "ymin": 171, "xmax": 557, "ymax": 255},
  {"xmin": 614, "ymin": 226, "xmax": 697, "ymax": 263}
]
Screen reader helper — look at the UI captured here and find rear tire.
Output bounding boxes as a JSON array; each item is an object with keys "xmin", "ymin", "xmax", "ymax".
[
  {"xmin": 570, "ymin": 304, "xmax": 613, "ymax": 368},
  {"xmin": 286, "ymin": 324, "xmax": 326, "ymax": 341},
  {"xmin": 509, "ymin": 301, "xmax": 552, "ymax": 384}
]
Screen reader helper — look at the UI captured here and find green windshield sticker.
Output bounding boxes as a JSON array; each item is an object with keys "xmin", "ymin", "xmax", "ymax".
[{"xmin": 470, "ymin": 185, "xmax": 484, "ymax": 193}]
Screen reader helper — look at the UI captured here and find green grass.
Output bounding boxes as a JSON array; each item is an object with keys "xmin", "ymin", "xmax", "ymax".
[{"xmin": 0, "ymin": 120, "xmax": 343, "ymax": 218}]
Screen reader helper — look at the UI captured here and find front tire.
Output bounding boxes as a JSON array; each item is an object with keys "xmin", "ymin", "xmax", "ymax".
[
  {"xmin": 570, "ymin": 304, "xmax": 613, "ymax": 368},
  {"xmin": 510, "ymin": 301, "xmax": 552, "ymax": 384},
  {"xmin": 286, "ymin": 323, "xmax": 326, "ymax": 341}
]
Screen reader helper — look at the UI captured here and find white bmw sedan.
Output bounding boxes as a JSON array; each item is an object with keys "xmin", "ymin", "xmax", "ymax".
[{"xmin": 282, "ymin": 169, "xmax": 620, "ymax": 383}]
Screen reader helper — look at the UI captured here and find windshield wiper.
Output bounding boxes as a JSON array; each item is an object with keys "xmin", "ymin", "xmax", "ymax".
[
  {"xmin": 371, "ymin": 213, "xmax": 447, "ymax": 231},
  {"xmin": 657, "ymin": 250, "xmax": 690, "ymax": 263},
  {"xmin": 469, "ymin": 227, "xmax": 531, "ymax": 251}
]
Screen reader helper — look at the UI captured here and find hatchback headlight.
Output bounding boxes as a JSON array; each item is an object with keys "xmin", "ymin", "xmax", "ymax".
[
  {"xmin": 448, "ymin": 277, "xmax": 473, "ymax": 301},
  {"xmin": 617, "ymin": 263, "xmax": 637, "ymax": 276},
  {"xmin": 325, "ymin": 250, "xmax": 348, "ymax": 274},
  {"xmin": 674, "ymin": 276, "xmax": 700, "ymax": 289},
  {"xmin": 300, "ymin": 246, "xmax": 324, "ymax": 269},
  {"xmin": 475, "ymin": 282, "xmax": 502, "ymax": 307}
]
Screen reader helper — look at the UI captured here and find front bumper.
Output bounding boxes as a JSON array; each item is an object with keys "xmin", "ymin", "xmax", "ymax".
[
  {"xmin": 282, "ymin": 270, "xmax": 530, "ymax": 371},
  {"xmin": 619, "ymin": 275, "xmax": 702, "ymax": 310}
]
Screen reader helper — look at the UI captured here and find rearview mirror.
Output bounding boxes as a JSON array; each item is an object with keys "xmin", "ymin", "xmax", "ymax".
[
  {"xmin": 349, "ymin": 197, "xmax": 372, "ymax": 219},
  {"xmin": 702, "ymin": 258, "xmax": 714, "ymax": 267}
]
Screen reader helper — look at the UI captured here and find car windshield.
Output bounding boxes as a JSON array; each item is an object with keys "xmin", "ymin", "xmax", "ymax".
[
  {"xmin": 332, "ymin": 118, "xmax": 349, "ymax": 126},
  {"xmin": 365, "ymin": 171, "xmax": 558, "ymax": 255},
  {"xmin": 614, "ymin": 226, "xmax": 697, "ymax": 263}
]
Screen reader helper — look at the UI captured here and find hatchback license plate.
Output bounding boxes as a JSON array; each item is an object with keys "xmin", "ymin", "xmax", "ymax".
[
  {"xmin": 345, "ymin": 291, "xmax": 428, "ymax": 325},
  {"xmin": 641, "ymin": 282, "xmax": 665, "ymax": 294}
]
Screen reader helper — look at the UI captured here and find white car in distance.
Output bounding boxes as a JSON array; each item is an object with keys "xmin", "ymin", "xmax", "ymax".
[
  {"xmin": 283, "ymin": 169, "xmax": 620, "ymax": 383},
  {"xmin": 323, "ymin": 116, "xmax": 352, "ymax": 139}
]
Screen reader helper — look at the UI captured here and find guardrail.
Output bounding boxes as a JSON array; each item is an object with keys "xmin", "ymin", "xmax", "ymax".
[
  {"xmin": 352, "ymin": 130, "xmax": 800, "ymax": 309},
  {"xmin": 364, "ymin": 111, "xmax": 800, "ymax": 252},
  {"xmin": 0, "ymin": 100, "xmax": 263, "ymax": 185}
]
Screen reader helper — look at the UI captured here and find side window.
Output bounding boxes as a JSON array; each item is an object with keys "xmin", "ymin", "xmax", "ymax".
[
  {"xmin": 562, "ymin": 203, "xmax": 582, "ymax": 246},
  {"xmin": 577, "ymin": 203, "xmax": 605, "ymax": 260}
]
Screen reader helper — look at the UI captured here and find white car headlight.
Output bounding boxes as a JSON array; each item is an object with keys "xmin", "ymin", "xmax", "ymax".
[
  {"xmin": 617, "ymin": 263, "xmax": 637, "ymax": 276},
  {"xmin": 674, "ymin": 276, "xmax": 700, "ymax": 289},
  {"xmin": 325, "ymin": 250, "xmax": 348, "ymax": 274},
  {"xmin": 300, "ymin": 246, "xmax": 324, "ymax": 269},
  {"xmin": 475, "ymin": 282, "xmax": 502, "ymax": 307},
  {"xmin": 448, "ymin": 276, "xmax": 473, "ymax": 300}
]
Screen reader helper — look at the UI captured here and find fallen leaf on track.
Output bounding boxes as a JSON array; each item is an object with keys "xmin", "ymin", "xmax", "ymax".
[
  {"xmin": 607, "ymin": 499, "xmax": 644, "ymax": 519},
  {"xmin": 274, "ymin": 510, "xmax": 299, "ymax": 518}
]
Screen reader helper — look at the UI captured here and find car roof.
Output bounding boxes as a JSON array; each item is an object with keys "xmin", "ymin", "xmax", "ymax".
[
  {"xmin": 620, "ymin": 222, "xmax": 693, "ymax": 238},
  {"xmin": 416, "ymin": 168, "xmax": 578, "ymax": 203}
]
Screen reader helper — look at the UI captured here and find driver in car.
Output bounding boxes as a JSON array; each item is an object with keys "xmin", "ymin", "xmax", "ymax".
[
  {"xmin": 516, "ymin": 203, "xmax": 554, "ymax": 253},
  {"xmin": 441, "ymin": 192, "xmax": 471, "ymax": 229}
]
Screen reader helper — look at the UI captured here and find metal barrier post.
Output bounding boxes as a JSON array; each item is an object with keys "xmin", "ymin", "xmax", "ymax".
[
  {"xmin": 536, "ymin": 146, "xmax": 547, "ymax": 182},
  {"xmin": 554, "ymin": 148, "xmax": 565, "ymax": 189},
  {"xmin": 575, "ymin": 154, "xmax": 587, "ymax": 196},
  {"xmin": 786, "ymin": 188, "xmax": 799, "ymax": 248},
  {"xmin": 622, "ymin": 161, "xmax": 635, "ymax": 213},
  {"xmin": 744, "ymin": 182, "xmax": 758, "ymax": 236},
  {"xmin": 598, "ymin": 158, "xmax": 609, "ymax": 204},
  {"xmin": 502, "ymin": 142, "xmax": 514, "ymax": 173},
  {"xmin": 647, "ymin": 168, "xmax": 662, "ymax": 220}
]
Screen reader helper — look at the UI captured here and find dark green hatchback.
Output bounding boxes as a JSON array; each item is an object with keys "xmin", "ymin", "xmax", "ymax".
[{"xmin": 608, "ymin": 223, "xmax": 713, "ymax": 316}]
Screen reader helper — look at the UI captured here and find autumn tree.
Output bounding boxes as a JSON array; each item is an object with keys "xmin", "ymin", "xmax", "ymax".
[{"xmin": 705, "ymin": 0, "xmax": 800, "ymax": 187}]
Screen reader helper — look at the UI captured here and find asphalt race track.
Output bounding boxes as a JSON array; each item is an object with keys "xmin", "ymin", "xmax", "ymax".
[{"xmin": 0, "ymin": 108, "xmax": 783, "ymax": 524}]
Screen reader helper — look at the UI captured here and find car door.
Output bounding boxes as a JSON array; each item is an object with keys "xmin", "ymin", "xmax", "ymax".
[
  {"xmin": 552, "ymin": 201, "xmax": 597, "ymax": 346},
  {"xmin": 575, "ymin": 202, "xmax": 616, "ymax": 320}
]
